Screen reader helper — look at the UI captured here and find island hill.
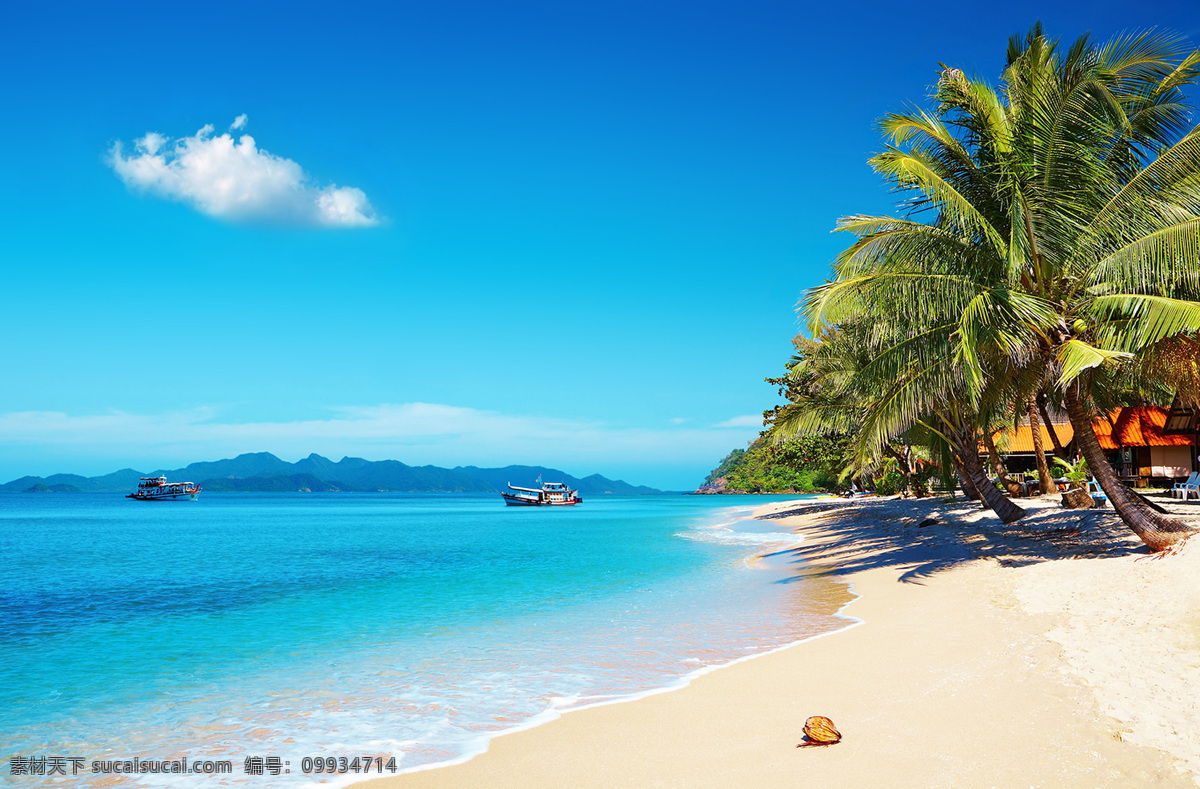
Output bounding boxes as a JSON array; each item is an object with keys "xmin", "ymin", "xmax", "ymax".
[
  {"xmin": 695, "ymin": 435, "xmax": 846, "ymax": 494},
  {"xmin": 1, "ymin": 452, "xmax": 663, "ymax": 495}
]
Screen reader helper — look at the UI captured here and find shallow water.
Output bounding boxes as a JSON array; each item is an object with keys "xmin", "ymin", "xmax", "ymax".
[{"xmin": 0, "ymin": 493, "xmax": 851, "ymax": 786}]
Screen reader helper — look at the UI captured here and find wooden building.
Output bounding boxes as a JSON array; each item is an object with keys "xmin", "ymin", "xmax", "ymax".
[{"xmin": 990, "ymin": 404, "xmax": 1200, "ymax": 484}]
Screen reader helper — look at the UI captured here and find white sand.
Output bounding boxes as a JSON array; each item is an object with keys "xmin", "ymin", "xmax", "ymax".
[{"xmin": 1014, "ymin": 531, "xmax": 1200, "ymax": 778}]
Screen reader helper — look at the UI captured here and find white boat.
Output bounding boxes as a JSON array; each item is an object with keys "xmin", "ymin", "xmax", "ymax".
[
  {"xmin": 126, "ymin": 476, "xmax": 201, "ymax": 501},
  {"xmin": 501, "ymin": 481, "xmax": 582, "ymax": 506}
]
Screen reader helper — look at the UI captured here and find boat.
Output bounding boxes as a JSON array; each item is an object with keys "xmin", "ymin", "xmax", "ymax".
[
  {"xmin": 501, "ymin": 480, "xmax": 582, "ymax": 506},
  {"xmin": 126, "ymin": 476, "xmax": 201, "ymax": 501}
]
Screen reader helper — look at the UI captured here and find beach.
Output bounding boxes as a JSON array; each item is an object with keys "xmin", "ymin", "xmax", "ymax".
[{"xmin": 361, "ymin": 494, "xmax": 1200, "ymax": 788}]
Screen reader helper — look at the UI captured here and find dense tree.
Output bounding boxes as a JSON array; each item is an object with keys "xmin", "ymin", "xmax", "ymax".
[
  {"xmin": 772, "ymin": 321, "xmax": 1027, "ymax": 520},
  {"xmin": 710, "ymin": 434, "xmax": 851, "ymax": 493},
  {"xmin": 801, "ymin": 24, "xmax": 1200, "ymax": 549},
  {"xmin": 806, "ymin": 23, "xmax": 1200, "ymax": 541}
]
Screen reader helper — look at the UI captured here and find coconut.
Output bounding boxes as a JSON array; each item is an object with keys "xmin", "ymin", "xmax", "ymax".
[{"xmin": 798, "ymin": 715, "xmax": 842, "ymax": 746}]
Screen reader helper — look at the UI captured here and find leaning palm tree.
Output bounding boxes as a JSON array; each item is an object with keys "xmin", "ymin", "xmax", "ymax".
[
  {"xmin": 969, "ymin": 26, "xmax": 1200, "ymax": 549},
  {"xmin": 772, "ymin": 328, "xmax": 935, "ymax": 497},
  {"xmin": 775, "ymin": 311, "xmax": 1027, "ymax": 522},
  {"xmin": 818, "ymin": 24, "xmax": 1200, "ymax": 550}
]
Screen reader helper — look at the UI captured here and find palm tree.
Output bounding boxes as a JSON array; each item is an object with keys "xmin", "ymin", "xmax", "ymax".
[
  {"xmin": 811, "ymin": 25, "xmax": 1200, "ymax": 550},
  {"xmin": 774, "ymin": 312, "xmax": 1027, "ymax": 523},
  {"xmin": 1026, "ymin": 396, "xmax": 1055, "ymax": 494},
  {"xmin": 974, "ymin": 26, "xmax": 1200, "ymax": 548}
]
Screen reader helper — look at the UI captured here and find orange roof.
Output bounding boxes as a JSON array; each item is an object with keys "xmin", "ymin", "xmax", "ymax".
[
  {"xmin": 1107, "ymin": 406, "xmax": 1193, "ymax": 448},
  {"xmin": 1091, "ymin": 412, "xmax": 1118, "ymax": 449},
  {"xmin": 994, "ymin": 423, "xmax": 1075, "ymax": 454},
  {"xmin": 989, "ymin": 406, "xmax": 1192, "ymax": 453}
]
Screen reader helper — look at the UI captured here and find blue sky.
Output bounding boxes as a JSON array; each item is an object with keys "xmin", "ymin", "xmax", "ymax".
[{"xmin": 3, "ymin": 0, "xmax": 1199, "ymax": 490}]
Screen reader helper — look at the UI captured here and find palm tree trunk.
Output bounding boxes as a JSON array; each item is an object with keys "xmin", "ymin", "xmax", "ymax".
[
  {"xmin": 952, "ymin": 456, "xmax": 982, "ymax": 501},
  {"xmin": 1028, "ymin": 398, "xmax": 1055, "ymax": 494},
  {"xmin": 1063, "ymin": 385, "xmax": 1192, "ymax": 551},
  {"xmin": 982, "ymin": 431, "xmax": 1022, "ymax": 496},
  {"xmin": 952, "ymin": 428, "xmax": 1027, "ymax": 523},
  {"xmin": 1036, "ymin": 392, "xmax": 1066, "ymax": 459}
]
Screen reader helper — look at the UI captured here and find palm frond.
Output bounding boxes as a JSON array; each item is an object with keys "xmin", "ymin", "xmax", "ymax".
[
  {"xmin": 1055, "ymin": 338, "xmax": 1133, "ymax": 384},
  {"xmin": 869, "ymin": 148, "xmax": 1008, "ymax": 257},
  {"xmin": 1089, "ymin": 293, "xmax": 1200, "ymax": 352}
]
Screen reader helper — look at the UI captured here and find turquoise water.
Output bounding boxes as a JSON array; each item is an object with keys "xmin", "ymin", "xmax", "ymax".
[{"xmin": 0, "ymin": 493, "xmax": 850, "ymax": 785}]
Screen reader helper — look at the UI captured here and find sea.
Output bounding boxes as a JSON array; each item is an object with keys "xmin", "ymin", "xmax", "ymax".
[{"xmin": 0, "ymin": 492, "xmax": 854, "ymax": 787}]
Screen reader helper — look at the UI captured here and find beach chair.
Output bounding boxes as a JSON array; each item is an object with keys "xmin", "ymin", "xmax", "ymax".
[
  {"xmin": 1171, "ymin": 472, "xmax": 1199, "ymax": 499},
  {"xmin": 1176, "ymin": 472, "xmax": 1195, "ymax": 498},
  {"xmin": 1086, "ymin": 479, "xmax": 1108, "ymax": 507}
]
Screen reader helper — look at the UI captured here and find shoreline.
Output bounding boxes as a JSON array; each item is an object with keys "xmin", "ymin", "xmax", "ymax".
[
  {"xmin": 358, "ymin": 494, "xmax": 1199, "ymax": 788},
  {"xmin": 389, "ymin": 595, "xmax": 866, "ymax": 782},
  {"xmin": 366, "ymin": 499, "xmax": 858, "ymax": 783}
]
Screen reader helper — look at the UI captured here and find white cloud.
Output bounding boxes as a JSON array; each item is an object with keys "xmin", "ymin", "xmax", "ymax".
[
  {"xmin": 713, "ymin": 415, "xmax": 763, "ymax": 428},
  {"xmin": 108, "ymin": 117, "xmax": 379, "ymax": 227},
  {"xmin": 230, "ymin": 113, "xmax": 248, "ymax": 130},
  {"xmin": 0, "ymin": 403, "xmax": 764, "ymax": 488}
]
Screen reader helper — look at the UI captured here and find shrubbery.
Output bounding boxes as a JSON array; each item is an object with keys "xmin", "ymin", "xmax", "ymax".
[{"xmin": 707, "ymin": 434, "xmax": 850, "ymax": 493}]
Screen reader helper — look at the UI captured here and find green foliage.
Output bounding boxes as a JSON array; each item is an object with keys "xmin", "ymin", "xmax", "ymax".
[
  {"xmin": 712, "ymin": 434, "xmax": 850, "ymax": 493},
  {"xmin": 873, "ymin": 469, "xmax": 908, "ymax": 496},
  {"xmin": 777, "ymin": 24, "xmax": 1200, "ymax": 531},
  {"xmin": 809, "ymin": 25, "xmax": 1200, "ymax": 428},
  {"xmin": 1051, "ymin": 456, "xmax": 1089, "ymax": 490},
  {"xmin": 704, "ymin": 448, "xmax": 746, "ymax": 485}
]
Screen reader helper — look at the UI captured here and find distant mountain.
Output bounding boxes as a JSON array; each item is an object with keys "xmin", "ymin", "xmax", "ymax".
[
  {"xmin": 197, "ymin": 473, "xmax": 349, "ymax": 493},
  {"xmin": 0, "ymin": 469, "xmax": 144, "ymax": 493},
  {"xmin": 22, "ymin": 482, "xmax": 83, "ymax": 493},
  {"xmin": 172, "ymin": 452, "xmax": 296, "ymax": 481},
  {"xmin": 455, "ymin": 465, "xmax": 661, "ymax": 496},
  {"xmin": 307, "ymin": 457, "xmax": 494, "ymax": 493},
  {"xmin": 1, "ymin": 453, "xmax": 663, "ymax": 495}
]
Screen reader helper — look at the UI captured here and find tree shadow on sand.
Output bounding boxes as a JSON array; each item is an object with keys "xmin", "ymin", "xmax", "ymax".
[{"xmin": 760, "ymin": 497, "xmax": 1151, "ymax": 586}]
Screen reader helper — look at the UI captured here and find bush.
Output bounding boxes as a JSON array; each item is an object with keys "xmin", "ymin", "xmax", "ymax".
[
  {"xmin": 873, "ymin": 469, "xmax": 908, "ymax": 496},
  {"xmin": 707, "ymin": 434, "xmax": 850, "ymax": 493}
]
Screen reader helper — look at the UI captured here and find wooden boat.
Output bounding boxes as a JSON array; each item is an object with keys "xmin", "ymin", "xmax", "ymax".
[
  {"xmin": 501, "ymin": 481, "xmax": 582, "ymax": 506},
  {"xmin": 126, "ymin": 476, "xmax": 201, "ymax": 501}
]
